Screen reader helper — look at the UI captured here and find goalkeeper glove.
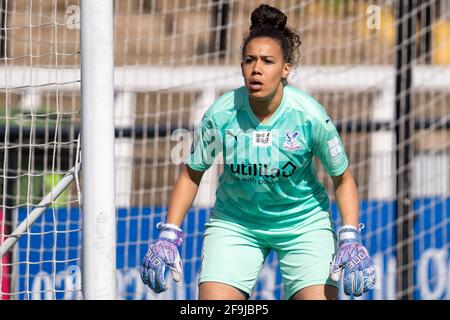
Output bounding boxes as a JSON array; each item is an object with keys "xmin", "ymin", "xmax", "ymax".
[
  {"xmin": 141, "ymin": 222, "xmax": 183, "ymax": 293},
  {"xmin": 330, "ymin": 224, "xmax": 376, "ymax": 297}
]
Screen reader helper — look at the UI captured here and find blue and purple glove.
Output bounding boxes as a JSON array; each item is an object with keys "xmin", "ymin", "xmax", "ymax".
[
  {"xmin": 141, "ymin": 222, "xmax": 183, "ymax": 293},
  {"xmin": 330, "ymin": 224, "xmax": 376, "ymax": 297}
]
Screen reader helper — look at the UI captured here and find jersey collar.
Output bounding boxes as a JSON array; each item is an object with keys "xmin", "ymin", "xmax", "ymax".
[{"xmin": 243, "ymin": 85, "xmax": 287, "ymax": 128}]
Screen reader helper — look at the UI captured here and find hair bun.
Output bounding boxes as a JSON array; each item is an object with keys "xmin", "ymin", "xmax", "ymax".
[{"xmin": 250, "ymin": 4, "xmax": 287, "ymax": 31}]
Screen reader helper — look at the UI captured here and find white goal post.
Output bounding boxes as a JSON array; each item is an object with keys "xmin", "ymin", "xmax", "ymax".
[{"xmin": 79, "ymin": 0, "xmax": 116, "ymax": 300}]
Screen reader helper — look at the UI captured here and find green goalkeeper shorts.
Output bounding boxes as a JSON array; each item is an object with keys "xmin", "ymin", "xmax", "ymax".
[{"xmin": 198, "ymin": 211, "xmax": 338, "ymax": 299}]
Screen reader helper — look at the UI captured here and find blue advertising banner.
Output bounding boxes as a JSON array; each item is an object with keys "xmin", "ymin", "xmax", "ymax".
[{"xmin": 15, "ymin": 197, "xmax": 449, "ymax": 300}]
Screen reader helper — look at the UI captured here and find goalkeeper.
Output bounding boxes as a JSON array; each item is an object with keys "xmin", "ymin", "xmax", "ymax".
[{"xmin": 141, "ymin": 4, "xmax": 376, "ymax": 300}]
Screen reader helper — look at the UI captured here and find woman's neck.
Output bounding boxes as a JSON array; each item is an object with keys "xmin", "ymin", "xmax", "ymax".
[{"xmin": 249, "ymin": 83, "xmax": 284, "ymax": 123}]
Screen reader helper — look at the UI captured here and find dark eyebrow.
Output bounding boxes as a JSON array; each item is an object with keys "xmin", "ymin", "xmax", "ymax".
[{"xmin": 244, "ymin": 54, "xmax": 276, "ymax": 59}]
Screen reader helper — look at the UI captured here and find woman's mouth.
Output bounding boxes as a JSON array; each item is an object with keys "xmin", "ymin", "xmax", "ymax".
[{"xmin": 249, "ymin": 79, "xmax": 263, "ymax": 91}]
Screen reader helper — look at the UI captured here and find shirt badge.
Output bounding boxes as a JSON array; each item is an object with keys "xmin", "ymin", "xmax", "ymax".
[
  {"xmin": 283, "ymin": 130, "xmax": 301, "ymax": 151},
  {"xmin": 252, "ymin": 131, "xmax": 272, "ymax": 147}
]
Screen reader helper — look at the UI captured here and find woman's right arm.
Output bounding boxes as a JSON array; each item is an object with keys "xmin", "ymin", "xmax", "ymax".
[{"xmin": 165, "ymin": 164, "xmax": 205, "ymax": 227}]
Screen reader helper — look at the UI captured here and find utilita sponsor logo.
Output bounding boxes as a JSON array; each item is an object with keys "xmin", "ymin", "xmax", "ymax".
[{"xmin": 230, "ymin": 161, "xmax": 297, "ymax": 178}]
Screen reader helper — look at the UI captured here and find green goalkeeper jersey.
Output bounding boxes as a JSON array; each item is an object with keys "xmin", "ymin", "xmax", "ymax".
[{"xmin": 187, "ymin": 85, "xmax": 348, "ymax": 229}]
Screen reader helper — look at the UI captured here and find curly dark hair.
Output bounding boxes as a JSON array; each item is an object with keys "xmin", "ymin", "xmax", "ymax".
[{"xmin": 242, "ymin": 4, "xmax": 302, "ymax": 67}]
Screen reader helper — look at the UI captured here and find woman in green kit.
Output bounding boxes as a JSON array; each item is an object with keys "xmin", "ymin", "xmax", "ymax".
[{"xmin": 141, "ymin": 4, "xmax": 376, "ymax": 300}]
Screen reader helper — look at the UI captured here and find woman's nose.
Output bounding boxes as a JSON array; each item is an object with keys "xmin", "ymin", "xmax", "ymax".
[{"xmin": 252, "ymin": 59, "xmax": 262, "ymax": 74}]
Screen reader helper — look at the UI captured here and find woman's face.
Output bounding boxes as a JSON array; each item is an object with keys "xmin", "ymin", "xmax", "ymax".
[{"xmin": 241, "ymin": 37, "xmax": 291, "ymax": 101}]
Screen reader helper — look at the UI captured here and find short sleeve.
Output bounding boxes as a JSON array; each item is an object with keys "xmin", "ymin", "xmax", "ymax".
[
  {"xmin": 312, "ymin": 115, "xmax": 348, "ymax": 176},
  {"xmin": 186, "ymin": 114, "xmax": 222, "ymax": 171}
]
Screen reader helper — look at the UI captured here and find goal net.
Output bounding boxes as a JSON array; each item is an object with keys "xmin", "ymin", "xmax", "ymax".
[
  {"xmin": 0, "ymin": 0, "xmax": 82, "ymax": 299},
  {"xmin": 1, "ymin": 0, "xmax": 449, "ymax": 300}
]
